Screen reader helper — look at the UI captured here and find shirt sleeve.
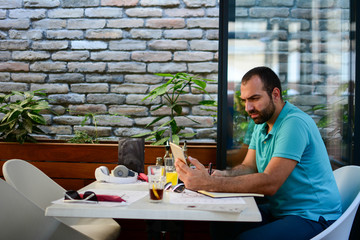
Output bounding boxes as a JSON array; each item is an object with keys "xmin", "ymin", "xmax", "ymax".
[{"xmin": 272, "ymin": 116, "xmax": 310, "ymax": 162}]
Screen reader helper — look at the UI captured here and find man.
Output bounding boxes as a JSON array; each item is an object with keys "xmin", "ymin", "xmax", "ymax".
[{"xmin": 175, "ymin": 66, "xmax": 342, "ymax": 240}]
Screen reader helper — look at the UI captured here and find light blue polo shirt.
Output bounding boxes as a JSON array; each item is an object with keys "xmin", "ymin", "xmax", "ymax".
[{"xmin": 249, "ymin": 102, "xmax": 342, "ymax": 221}]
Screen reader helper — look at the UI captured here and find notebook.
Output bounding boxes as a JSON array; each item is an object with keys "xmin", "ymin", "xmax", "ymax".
[{"xmin": 197, "ymin": 190, "xmax": 264, "ymax": 198}]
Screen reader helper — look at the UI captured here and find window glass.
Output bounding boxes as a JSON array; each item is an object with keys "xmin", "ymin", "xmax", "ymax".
[{"xmin": 227, "ymin": 0, "xmax": 353, "ymax": 167}]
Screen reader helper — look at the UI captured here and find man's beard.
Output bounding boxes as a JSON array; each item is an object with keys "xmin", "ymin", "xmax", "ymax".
[{"xmin": 248, "ymin": 100, "xmax": 275, "ymax": 124}]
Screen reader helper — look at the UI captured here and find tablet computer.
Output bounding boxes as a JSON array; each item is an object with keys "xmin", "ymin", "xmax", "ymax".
[{"xmin": 169, "ymin": 142, "xmax": 187, "ymax": 164}]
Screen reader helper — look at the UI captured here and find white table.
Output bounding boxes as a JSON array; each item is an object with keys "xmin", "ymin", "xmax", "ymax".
[{"xmin": 45, "ymin": 181, "xmax": 262, "ymax": 222}]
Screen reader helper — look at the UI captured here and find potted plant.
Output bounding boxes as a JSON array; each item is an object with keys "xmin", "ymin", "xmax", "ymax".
[
  {"xmin": 133, "ymin": 72, "xmax": 217, "ymax": 145},
  {"xmin": 0, "ymin": 90, "xmax": 50, "ymax": 143}
]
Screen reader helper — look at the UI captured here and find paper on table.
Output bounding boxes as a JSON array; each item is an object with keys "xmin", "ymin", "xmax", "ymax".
[
  {"xmin": 168, "ymin": 190, "xmax": 245, "ymax": 205},
  {"xmin": 53, "ymin": 189, "xmax": 148, "ymax": 207},
  {"xmin": 185, "ymin": 204, "xmax": 246, "ymax": 213}
]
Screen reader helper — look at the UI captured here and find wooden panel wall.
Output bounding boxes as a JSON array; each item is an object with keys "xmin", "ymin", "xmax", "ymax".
[{"xmin": 0, "ymin": 142, "xmax": 217, "ymax": 190}]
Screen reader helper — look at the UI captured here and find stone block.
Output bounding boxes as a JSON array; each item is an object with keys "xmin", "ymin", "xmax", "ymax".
[
  {"xmin": 0, "ymin": 62, "xmax": 29, "ymax": 71},
  {"xmin": 109, "ymin": 40, "xmax": 146, "ymax": 50},
  {"xmin": 49, "ymin": 73, "xmax": 85, "ymax": 83},
  {"xmin": 130, "ymin": 29, "xmax": 162, "ymax": 39},
  {"xmin": 24, "ymin": 0, "xmax": 60, "ymax": 8},
  {"xmin": 0, "ymin": 72, "xmax": 10, "ymax": 82},
  {"xmin": 87, "ymin": 93, "xmax": 126, "ymax": 104},
  {"xmin": 206, "ymin": 30, "xmax": 219, "ymax": 40},
  {"xmin": 12, "ymin": 51, "xmax": 50, "ymax": 60},
  {"xmin": 141, "ymin": 0, "xmax": 180, "ymax": 7},
  {"xmin": 126, "ymin": 94, "xmax": 160, "ymax": 105},
  {"xmin": 125, "ymin": 74, "xmax": 163, "ymax": 84},
  {"xmin": 187, "ymin": 18, "xmax": 219, "ymax": 29},
  {"xmin": 0, "ymin": 51, "xmax": 10, "ymax": 61},
  {"xmin": 9, "ymin": 30, "xmax": 42, "ymax": 40},
  {"xmin": 111, "ymin": 83, "xmax": 148, "ymax": 94},
  {"xmin": 107, "ymin": 19, "xmax": 144, "ymax": 28},
  {"xmin": 74, "ymin": 126, "xmax": 112, "ymax": 137},
  {"xmin": 164, "ymin": 8, "xmax": 204, "ymax": 17},
  {"xmin": 52, "ymin": 51, "xmax": 89, "ymax": 61},
  {"xmin": 0, "ymin": 40, "xmax": 29, "ymax": 50},
  {"xmin": 62, "ymin": 0, "xmax": 99, "ymax": 7},
  {"xmin": 91, "ymin": 51, "xmax": 130, "ymax": 61},
  {"xmin": 196, "ymin": 128, "xmax": 217, "ymax": 139},
  {"xmin": 175, "ymin": 116, "xmax": 214, "ymax": 127},
  {"xmin": 183, "ymin": 0, "xmax": 216, "ymax": 7},
  {"xmin": 48, "ymin": 93, "xmax": 85, "ymax": 104},
  {"xmin": 85, "ymin": 29, "xmax": 123, "ymax": 39},
  {"xmin": 164, "ymin": 29, "xmax": 202, "ymax": 39},
  {"xmin": 12, "ymin": 73, "xmax": 46, "ymax": 83},
  {"xmin": 70, "ymin": 83, "xmax": 109, "ymax": 93},
  {"xmin": 30, "ymin": 83, "xmax": 69, "ymax": 93},
  {"xmin": 146, "ymin": 18, "xmax": 185, "ymax": 29},
  {"xmin": 0, "ymin": 10, "xmax": 5, "ymax": 19},
  {"xmin": 0, "ymin": 0, "xmax": 22, "ymax": 8},
  {"xmin": 46, "ymin": 30, "xmax": 83, "ymax": 40},
  {"xmin": 108, "ymin": 62, "xmax": 146, "ymax": 73},
  {"xmin": 68, "ymin": 62, "xmax": 106, "ymax": 72},
  {"xmin": 174, "ymin": 51, "xmax": 213, "ymax": 61},
  {"xmin": 0, "ymin": 82, "xmax": 28, "ymax": 92},
  {"xmin": 148, "ymin": 62, "xmax": 187, "ymax": 73},
  {"xmin": 30, "ymin": 61, "xmax": 67, "ymax": 72},
  {"xmin": 40, "ymin": 125, "xmax": 72, "ymax": 135},
  {"xmin": 188, "ymin": 62, "xmax": 218, "ymax": 73},
  {"xmin": 68, "ymin": 104, "xmax": 107, "ymax": 115},
  {"xmin": 114, "ymin": 127, "xmax": 150, "ymax": 137},
  {"xmin": 190, "ymin": 40, "xmax": 218, "ymax": 51},
  {"xmin": 86, "ymin": 74, "xmax": 124, "ymax": 83},
  {"xmin": 148, "ymin": 40, "xmax": 187, "ymax": 50},
  {"xmin": 48, "ymin": 8, "xmax": 84, "ymax": 18},
  {"xmin": 134, "ymin": 116, "xmax": 170, "ymax": 126},
  {"xmin": 96, "ymin": 115, "xmax": 133, "ymax": 126},
  {"xmin": 32, "ymin": 41, "xmax": 68, "ymax": 50},
  {"xmin": 68, "ymin": 19, "xmax": 106, "ymax": 29},
  {"xmin": 53, "ymin": 115, "xmax": 89, "ymax": 125},
  {"xmin": 32, "ymin": 19, "xmax": 66, "ymax": 29},
  {"xmin": 125, "ymin": 8, "xmax": 162, "ymax": 17},
  {"xmin": 101, "ymin": 0, "xmax": 138, "ymax": 7},
  {"xmin": 71, "ymin": 40, "xmax": 107, "ymax": 50},
  {"xmin": 131, "ymin": 51, "xmax": 172, "ymax": 62},
  {"xmin": 9, "ymin": 9, "xmax": 46, "ymax": 19},
  {"xmin": 109, "ymin": 105, "xmax": 148, "ymax": 116},
  {"xmin": 206, "ymin": 7, "xmax": 219, "ymax": 17},
  {"xmin": 85, "ymin": 7, "xmax": 123, "ymax": 18}
]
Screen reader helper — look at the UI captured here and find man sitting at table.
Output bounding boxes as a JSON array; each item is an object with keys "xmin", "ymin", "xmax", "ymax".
[{"xmin": 175, "ymin": 66, "xmax": 342, "ymax": 240}]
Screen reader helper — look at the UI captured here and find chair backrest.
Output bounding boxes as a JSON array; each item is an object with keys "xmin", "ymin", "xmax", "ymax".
[
  {"xmin": 0, "ymin": 178, "xmax": 90, "ymax": 240},
  {"xmin": 2, "ymin": 159, "xmax": 65, "ymax": 210},
  {"xmin": 311, "ymin": 165, "xmax": 360, "ymax": 240}
]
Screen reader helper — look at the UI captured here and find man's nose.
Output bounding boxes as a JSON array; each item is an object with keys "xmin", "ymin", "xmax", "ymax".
[{"xmin": 245, "ymin": 102, "xmax": 253, "ymax": 112}]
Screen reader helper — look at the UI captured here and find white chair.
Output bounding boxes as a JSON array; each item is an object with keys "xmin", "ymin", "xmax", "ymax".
[
  {"xmin": 311, "ymin": 165, "xmax": 360, "ymax": 240},
  {"xmin": 2, "ymin": 159, "xmax": 120, "ymax": 240},
  {"xmin": 0, "ymin": 178, "xmax": 91, "ymax": 240}
]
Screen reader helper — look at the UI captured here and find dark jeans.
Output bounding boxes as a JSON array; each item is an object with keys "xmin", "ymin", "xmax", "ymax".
[{"xmin": 210, "ymin": 204, "xmax": 335, "ymax": 240}]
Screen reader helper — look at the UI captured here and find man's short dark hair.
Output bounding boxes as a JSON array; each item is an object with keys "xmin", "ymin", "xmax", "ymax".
[{"xmin": 242, "ymin": 66, "xmax": 283, "ymax": 100}]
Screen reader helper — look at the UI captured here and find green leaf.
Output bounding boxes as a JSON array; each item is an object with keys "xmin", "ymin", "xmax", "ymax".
[
  {"xmin": 173, "ymin": 104, "xmax": 182, "ymax": 115},
  {"xmin": 192, "ymin": 79, "xmax": 206, "ymax": 89}
]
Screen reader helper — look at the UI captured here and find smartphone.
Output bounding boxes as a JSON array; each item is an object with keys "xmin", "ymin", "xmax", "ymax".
[{"xmin": 169, "ymin": 142, "xmax": 187, "ymax": 164}]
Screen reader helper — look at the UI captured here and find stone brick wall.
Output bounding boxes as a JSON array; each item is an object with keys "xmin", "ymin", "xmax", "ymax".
[{"xmin": 0, "ymin": 0, "xmax": 219, "ymax": 142}]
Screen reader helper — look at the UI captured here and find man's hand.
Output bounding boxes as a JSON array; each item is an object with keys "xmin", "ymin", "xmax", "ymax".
[{"xmin": 175, "ymin": 156, "xmax": 211, "ymax": 191}]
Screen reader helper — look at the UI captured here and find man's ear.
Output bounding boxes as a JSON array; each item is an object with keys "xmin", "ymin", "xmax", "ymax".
[{"xmin": 272, "ymin": 87, "xmax": 282, "ymax": 101}]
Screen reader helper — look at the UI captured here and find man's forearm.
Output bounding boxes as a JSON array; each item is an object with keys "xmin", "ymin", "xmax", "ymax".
[{"xmin": 225, "ymin": 164, "xmax": 256, "ymax": 177}]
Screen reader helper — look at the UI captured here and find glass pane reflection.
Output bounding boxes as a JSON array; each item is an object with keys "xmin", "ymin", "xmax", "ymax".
[{"xmin": 227, "ymin": 0, "xmax": 353, "ymax": 167}]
